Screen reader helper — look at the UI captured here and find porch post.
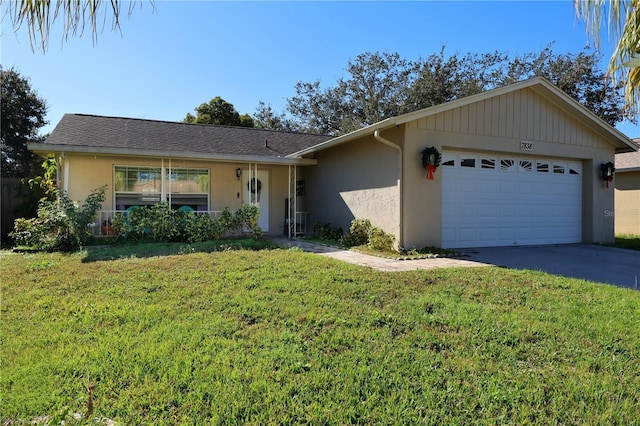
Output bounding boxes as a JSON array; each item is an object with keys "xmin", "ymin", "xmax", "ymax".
[
  {"xmin": 293, "ymin": 165, "xmax": 298, "ymax": 237},
  {"xmin": 252, "ymin": 162, "xmax": 258, "ymax": 205},
  {"xmin": 247, "ymin": 162, "xmax": 257, "ymax": 205},
  {"xmin": 62, "ymin": 155, "xmax": 69, "ymax": 192},
  {"xmin": 168, "ymin": 158, "xmax": 172, "ymax": 207},
  {"xmin": 161, "ymin": 158, "xmax": 165, "ymax": 205},
  {"xmin": 288, "ymin": 165, "xmax": 292, "ymax": 239}
]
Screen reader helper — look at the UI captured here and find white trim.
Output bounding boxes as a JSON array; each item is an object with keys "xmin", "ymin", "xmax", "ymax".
[
  {"xmin": 63, "ymin": 158, "xmax": 69, "ymax": 192},
  {"xmin": 27, "ymin": 143, "xmax": 318, "ymax": 166}
]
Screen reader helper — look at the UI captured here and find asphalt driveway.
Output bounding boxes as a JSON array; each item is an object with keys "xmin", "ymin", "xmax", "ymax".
[{"xmin": 466, "ymin": 244, "xmax": 640, "ymax": 290}]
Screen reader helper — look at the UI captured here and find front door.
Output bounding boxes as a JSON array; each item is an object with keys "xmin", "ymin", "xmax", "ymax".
[{"xmin": 243, "ymin": 170, "xmax": 269, "ymax": 232}]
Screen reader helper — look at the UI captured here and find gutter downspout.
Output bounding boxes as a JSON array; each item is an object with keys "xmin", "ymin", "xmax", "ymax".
[{"xmin": 373, "ymin": 130, "xmax": 403, "ymax": 248}]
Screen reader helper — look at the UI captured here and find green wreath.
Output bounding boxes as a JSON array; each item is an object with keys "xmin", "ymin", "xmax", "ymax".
[
  {"xmin": 248, "ymin": 178, "xmax": 262, "ymax": 194},
  {"xmin": 421, "ymin": 147, "xmax": 441, "ymax": 181},
  {"xmin": 421, "ymin": 146, "xmax": 441, "ymax": 168}
]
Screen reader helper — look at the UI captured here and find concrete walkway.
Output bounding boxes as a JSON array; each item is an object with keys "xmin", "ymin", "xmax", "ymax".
[{"xmin": 267, "ymin": 237, "xmax": 490, "ymax": 272}]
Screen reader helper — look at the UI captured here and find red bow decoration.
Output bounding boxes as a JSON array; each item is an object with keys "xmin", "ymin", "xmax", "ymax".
[
  {"xmin": 426, "ymin": 164, "xmax": 437, "ymax": 180},
  {"xmin": 606, "ymin": 176, "xmax": 613, "ymax": 189}
]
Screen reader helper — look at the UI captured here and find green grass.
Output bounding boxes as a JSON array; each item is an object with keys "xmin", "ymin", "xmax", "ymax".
[
  {"xmin": 298, "ymin": 235, "xmax": 347, "ymax": 247},
  {"xmin": 614, "ymin": 234, "xmax": 640, "ymax": 251},
  {"xmin": 82, "ymin": 238, "xmax": 280, "ymax": 262},
  {"xmin": 2, "ymin": 247, "xmax": 640, "ymax": 424}
]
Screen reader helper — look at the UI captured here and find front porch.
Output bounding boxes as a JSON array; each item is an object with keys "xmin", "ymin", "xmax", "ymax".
[{"xmin": 59, "ymin": 156, "xmax": 315, "ymax": 239}]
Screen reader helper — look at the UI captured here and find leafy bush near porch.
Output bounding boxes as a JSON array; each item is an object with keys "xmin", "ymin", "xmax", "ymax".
[
  {"xmin": 10, "ymin": 187, "xmax": 106, "ymax": 252},
  {"xmin": 341, "ymin": 218, "xmax": 371, "ymax": 247},
  {"xmin": 341, "ymin": 218, "xmax": 395, "ymax": 252},
  {"xmin": 112, "ymin": 203, "xmax": 261, "ymax": 243},
  {"xmin": 313, "ymin": 221, "xmax": 343, "ymax": 241},
  {"xmin": 367, "ymin": 226, "xmax": 395, "ymax": 251}
]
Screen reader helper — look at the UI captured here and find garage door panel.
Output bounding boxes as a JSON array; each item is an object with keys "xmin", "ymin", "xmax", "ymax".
[
  {"xmin": 516, "ymin": 204, "xmax": 536, "ymax": 219},
  {"xmin": 518, "ymin": 182, "xmax": 538, "ymax": 194},
  {"xmin": 497, "ymin": 230, "xmax": 517, "ymax": 244},
  {"xmin": 458, "ymin": 180, "xmax": 477, "ymax": 193},
  {"xmin": 499, "ymin": 181, "xmax": 517, "ymax": 194},
  {"xmin": 498, "ymin": 205, "xmax": 517, "ymax": 218},
  {"xmin": 442, "ymin": 151, "xmax": 582, "ymax": 248},
  {"xmin": 478, "ymin": 179, "xmax": 499, "ymax": 194},
  {"xmin": 457, "ymin": 228, "xmax": 478, "ymax": 243},
  {"xmin": 476, "ymin": 203, "xmax": 497, "ymax": 217}
]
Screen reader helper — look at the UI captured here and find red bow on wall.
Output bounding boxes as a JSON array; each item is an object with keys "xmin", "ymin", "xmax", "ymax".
[{"xmin": 426, "ymin": 164, "xmax": 437, "ymax": 180}]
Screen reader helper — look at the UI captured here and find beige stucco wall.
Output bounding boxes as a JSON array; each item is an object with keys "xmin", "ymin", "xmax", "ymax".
[
  {"xmin": 61, "ymin": 153, "xmax": 294, "ymax": 234},
  {"xmin": 400, "ymin": 87, "xmax": 616, "ymax": 247},
  {"xmin": 304, "ymin": 132, "xmax": 401, "ymax": 241},
  {"xmin": 615, "ymin": 171, "xmax": 640, "ymax": 235}
]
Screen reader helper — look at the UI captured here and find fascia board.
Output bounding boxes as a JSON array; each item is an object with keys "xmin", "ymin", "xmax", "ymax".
[
  {"xmin": 286, "ymin": 118, "xmax": 396, "ymax": 158},
  {"xmin": 26, "ymin": 143, "xmax": 318, "ymax": 165},
  {"xmin": 617, "ymin": 166, "xmax": 640, "ymax": 172}
]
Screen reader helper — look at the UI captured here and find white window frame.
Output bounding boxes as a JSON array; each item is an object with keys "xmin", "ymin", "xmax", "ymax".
[{"xmin": 113, "ymin": 165, "xmax": 210, "ymax": 211}]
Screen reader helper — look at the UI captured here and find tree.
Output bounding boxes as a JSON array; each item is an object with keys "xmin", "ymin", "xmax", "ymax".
[
  {"xmin": 253, "ymin": 101, "xmax": 297, "ymax": 131},
  {"xmin": 286, "ymin": 48, "xmax": 631, "ymax": 135},
  {"xmin": 1, "ymin": 66, "xmax": 48, "ymax": 178},
  {"xmin": 4, "ymin": 0, "xmax": 153, "ymax": 52},
  {"xmin": 575, "ymin": 0, "xmax": 639, "ymax": 114},
  {"xmin": 287, "ymin": 52, "xmax": 418, "ymax": 135},
  {"xmin": 407, "ymin": 49, "xmax": 507, "ymax": 111},
  {"xmin": 184, "ymin": 97, "xmax": 254, "ymax": 127},
  {"xmin": 500, "ymin": 47, "xmax": 627, "ymax": 126}
]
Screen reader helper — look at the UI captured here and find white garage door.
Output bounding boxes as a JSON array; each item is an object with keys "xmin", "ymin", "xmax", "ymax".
[{"xmin": 442, "ymin": 151, "xmax": 582, "ymax": 248}]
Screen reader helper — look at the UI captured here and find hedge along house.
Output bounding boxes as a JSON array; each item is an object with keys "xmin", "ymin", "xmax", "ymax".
[
  {"xmin": 289, "ymin": 77, "xmax": 638, "ymax": 249},
  {"xmin": 28, "ymin": 114, "xmax": 332, "ymax": 237}
]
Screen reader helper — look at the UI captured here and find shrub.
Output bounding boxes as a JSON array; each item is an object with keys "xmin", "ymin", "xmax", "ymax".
[
  {"xmin": 341, "ymin": 218, "xmax": 372, "ymax": 247},
  {"xmin": 339, "ymin": 218, "xmax": 395, "ymax": 251},
  {"xmin": 234, "ymin": 204, "xmax": 262, "ymax": 239},
  {"xmin": 367, "ymin": 226, "xmax": 395, "ymax": 252},
  {"xmin": 218, "ymin": 207, "xmax": 238, "ymax": 236},
  {"xmin": 146, "ymin": 202, "xmax": 176, "ymax": 241},
  {"xmin": 11, "ymin": 187, "xmax": 106, "ymax": 251},
  {"xmin": 112, "ymin": 204, "xmax": 262, "ymax": 243},
  {"xmin": 191, "ymin": 213, "xmax": 223, "ymax": 242},
  {"xmin": 314, "ymin": 221, "xmax": 343, "ymax": 241},
  {"xmin": 112, "ymin": 207, "xmax": 148, "ymax": 241}
]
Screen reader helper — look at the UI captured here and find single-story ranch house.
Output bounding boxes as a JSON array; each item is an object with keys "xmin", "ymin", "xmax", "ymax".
[
  {"xmin": 614, "ymin": 140, "xmax": 640, "ymax": 236},
  {"xmin": 29, "ymin": 77, "xmax": 638, "ymax": 249}
]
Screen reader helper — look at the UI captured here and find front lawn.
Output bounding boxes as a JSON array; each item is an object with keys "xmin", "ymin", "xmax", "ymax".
[
  {"xmin": 2, "ymin": 247, "xmax": 639, "ymax": 424},
  {"xmin": 615, "ymin": 234, "xmax": 640, "ymax": 251}
]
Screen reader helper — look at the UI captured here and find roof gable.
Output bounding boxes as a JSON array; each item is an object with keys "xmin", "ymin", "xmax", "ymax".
[
  {"xmin": 36, "ymin": 114, "xmax": 332, "ymax": 160},
  {"xmin": 616, "ymin": 139, "xmax": 640, "ymax": 171},
  {"xmin": 291, "ymin": 77, "xmax": 637, "ymax": 156}
]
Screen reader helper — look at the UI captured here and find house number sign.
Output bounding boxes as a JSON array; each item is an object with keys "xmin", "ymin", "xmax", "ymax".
[{"xmin": 520, "ymin": 141, "xmax": 534, "ymax": 151}]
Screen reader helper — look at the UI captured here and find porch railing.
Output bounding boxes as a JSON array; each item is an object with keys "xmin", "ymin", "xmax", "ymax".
[{"xmin": 286, "ymin": 211, "xmax": 310, "ymax": 237}]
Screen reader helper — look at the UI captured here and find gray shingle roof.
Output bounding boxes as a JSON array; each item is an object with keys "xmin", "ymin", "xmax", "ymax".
[
  {"xmin": 615, "ymin": 138, "xmax": 640, "ymax": 171},
  {"xmin": 44, "ymin": 114, "xmax": 332, "ymax": 158}
]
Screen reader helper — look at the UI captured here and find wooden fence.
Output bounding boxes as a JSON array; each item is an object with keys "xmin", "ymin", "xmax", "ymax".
[{"xmin": 1, "ymin": 178, "xmax": 20, "ymax": 244}]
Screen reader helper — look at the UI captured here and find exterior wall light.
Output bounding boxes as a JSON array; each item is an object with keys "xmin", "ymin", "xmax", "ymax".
[{"xmin": 236, "ymin": 168, "xmax": 242, "ymax": 180}]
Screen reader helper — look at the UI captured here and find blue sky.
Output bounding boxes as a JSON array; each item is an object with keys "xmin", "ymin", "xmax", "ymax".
[{"xmin": 2, "ymin": 1, "xmax": 638, "ymax": 137}]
